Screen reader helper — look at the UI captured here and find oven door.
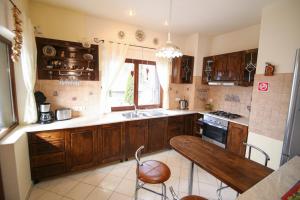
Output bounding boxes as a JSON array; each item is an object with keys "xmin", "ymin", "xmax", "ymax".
[{"xmin": 202, "ymin": 121, "xmax": 227, "ymax": 148}]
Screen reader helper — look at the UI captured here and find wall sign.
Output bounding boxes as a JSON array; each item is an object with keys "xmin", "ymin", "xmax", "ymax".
[{"xmin": 258, "ymin": 82, "xmax": 269, "ymax": 92}]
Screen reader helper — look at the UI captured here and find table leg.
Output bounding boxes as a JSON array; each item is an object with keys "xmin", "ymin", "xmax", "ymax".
[{"xmin": 189, "ymin": 162, "xmax": 194, "ymax": 195}]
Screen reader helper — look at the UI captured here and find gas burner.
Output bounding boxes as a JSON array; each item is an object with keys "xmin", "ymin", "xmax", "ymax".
[{"xmin": 209, "ymin": 110, "xmax": 241, "ymax": 119}]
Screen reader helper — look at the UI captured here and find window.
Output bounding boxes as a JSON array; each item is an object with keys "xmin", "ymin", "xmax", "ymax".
[
  {"xmin": 0, "ymin": 35, "xmax": 18, "ymax": 137},
  {"xmin": 110, "ymin": 59, "xmax": 161, "ymax": 111}
]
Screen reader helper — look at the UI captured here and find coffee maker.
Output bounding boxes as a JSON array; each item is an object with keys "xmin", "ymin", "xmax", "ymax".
[
  {"xmin": 35, "ymin": 91, "xmax": 54, "ymax": 124},
  {"xmin": 39, "ymin": 103, "xmax": 54, "ymax": 124}
]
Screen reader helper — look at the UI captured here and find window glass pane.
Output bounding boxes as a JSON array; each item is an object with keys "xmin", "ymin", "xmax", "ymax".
[
  {"xmin": 109, "ymin": 63, "xmax": 134, "ymax": 107},
  {"xmin": 0, "ymin": 40, "xmax": 16, "ymax": 129},
  {"xmin": 138, "ymin": 64, "xmax": 160, "ymax": 106}
]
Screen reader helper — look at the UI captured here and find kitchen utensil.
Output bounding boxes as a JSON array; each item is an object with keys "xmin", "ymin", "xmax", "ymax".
[
  {"xmin": 179, "ymin": 99, "xmax": 188, "ymax": 110},
  {"xmin": 55, "ymin": 108, "xmax": 72, "ymax": 121}
]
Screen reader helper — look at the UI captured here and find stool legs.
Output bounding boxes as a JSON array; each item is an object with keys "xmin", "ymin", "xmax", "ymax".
[
  {"xmin": 188, "ymin": 162, "xmax": 194, "ymax": 195},
  {"xmin": 161, "ymin": 183, "xmax": 167, "ymax": 200},
  {"xmin": 135, "ymin": 178, "xmax": 139, "ymax": 200}
]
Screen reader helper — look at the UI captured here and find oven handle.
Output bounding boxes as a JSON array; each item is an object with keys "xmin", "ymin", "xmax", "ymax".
[{"xmin": 202, "ymin": 120, "xmax": 227, "ymax": 130}]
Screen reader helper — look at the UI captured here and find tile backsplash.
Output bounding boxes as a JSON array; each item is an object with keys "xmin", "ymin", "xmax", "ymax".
[
  {"xmin": 207, "ymin": 85, "xmax": 253, "ymax": 117},
  {"xmin": 35, "ymin": 80, "xmax": 101, "ymax": 117}
]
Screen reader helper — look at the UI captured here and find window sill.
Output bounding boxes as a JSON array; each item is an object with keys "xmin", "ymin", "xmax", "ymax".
[{"xmin": 0, "ymin": 123, "xmax": 18, "ymax": 140}]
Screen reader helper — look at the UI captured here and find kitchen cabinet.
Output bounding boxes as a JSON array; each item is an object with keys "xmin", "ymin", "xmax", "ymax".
[
  {"xmin": 148, "ymin": 117, "xmax": 168, "ymax": 152},
  {"xmin": 171, "ymin": 55, "xmax": 194, "ymax": 84},
  {"xmin": 27, "ymin": 113, "xmax": 199, "ymax": 181},
  {"xmin": 66, "ymin": 126, "xmax": 97, "ymax": 171},
  {"xmin": 98, "ymin": 123, "xmax": 124, "ymax": 164},
  {"xmin": 167, "ymin": 116, "xmax": 185, "ymax": 147},
  {"xmin": 28, "ymin": 130, "xmax": 67, "ymax": 181},
  {"xmin": 226, "ymin": 122, "xmax": 248, "ymax": 157},
  {"xmin": 125, "ymin": 120, "xmax": 149, "ymax": 158},
  {"xmin": 202, "ymin": 49, "xmax": 258, "ymax": 86},
  {"xmin": 184, "ymin": 114, "xmax": 196, "ymax": 135}
]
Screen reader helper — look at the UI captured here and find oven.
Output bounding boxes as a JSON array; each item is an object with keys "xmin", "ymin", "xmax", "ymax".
[{"xmin": 201, "ymin": 115, "xmax": 228, "ymax": 148}]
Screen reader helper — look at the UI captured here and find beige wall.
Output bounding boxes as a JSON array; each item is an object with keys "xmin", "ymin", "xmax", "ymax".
[
  {"xmin": 209, "ymin": 24, "xmax": 260, "ymax": 56},
  {"xmin": 248, "ymin": 0, "xmax": 300, "ymax": 169},
  {"xmin": 256, "ymin": 0, "xmax": 300, "ymax": 74}
]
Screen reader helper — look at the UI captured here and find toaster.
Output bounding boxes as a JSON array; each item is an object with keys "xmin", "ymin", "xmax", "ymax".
[{"xmin": 55, "ymin": 108, "xmax": 72, "ymax": 121}]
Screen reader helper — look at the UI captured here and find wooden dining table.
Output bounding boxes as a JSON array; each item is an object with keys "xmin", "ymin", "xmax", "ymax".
[{"xmin": 170, "ymin": 135, "xmax": 274, "ymax": 195}]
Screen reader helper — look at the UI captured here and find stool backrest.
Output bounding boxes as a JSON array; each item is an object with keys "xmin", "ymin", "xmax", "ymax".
[
  {"xmin": 135, "ymin": 145, "xmax": 144, "ymax": 166},
  {"xmin": 243, "ymin": 142, "xmax": 270, "ymax": 166}
]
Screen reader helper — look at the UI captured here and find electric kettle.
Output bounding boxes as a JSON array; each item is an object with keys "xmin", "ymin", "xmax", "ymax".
[{"xmin": 179, "ymin": 99, "xmax": 188, "ymax": 110}]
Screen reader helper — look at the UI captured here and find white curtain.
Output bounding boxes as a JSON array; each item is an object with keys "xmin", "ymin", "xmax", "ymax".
[
  {"xmin": 156, "ymin": 58, "xmax": 171, "ymax": 109},
  {"xmin": 100, "ymin": 42, "xmax": 129, "ymax": 113},
  {"xmin": 21, "ymin": 17, "xmax": 37, "ymax": 124}
]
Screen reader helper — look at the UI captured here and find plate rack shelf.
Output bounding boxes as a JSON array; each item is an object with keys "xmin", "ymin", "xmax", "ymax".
[{"xmin": 36, "ymin": 37, "xmax": 99, "ymax": 81}]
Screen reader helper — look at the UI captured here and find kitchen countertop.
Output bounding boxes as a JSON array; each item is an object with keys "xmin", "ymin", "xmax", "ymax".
[
  {"xmin": 237, "ymin": 156, "xmax": 300, "ymax": 200},
  {"xmin": 0, "ymin": 109, "xmax": 249, "ymax": 145}
]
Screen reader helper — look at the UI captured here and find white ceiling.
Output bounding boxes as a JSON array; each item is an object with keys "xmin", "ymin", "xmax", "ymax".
[{"xmin": 31, "ymin": 0, "xmax": 278, "ymax": 35}]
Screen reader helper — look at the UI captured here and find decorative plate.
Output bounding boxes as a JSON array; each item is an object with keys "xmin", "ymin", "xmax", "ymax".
[
  {"xmin": 118, "ymin": 31, "xmax": 125, "ymax": 39},
  {"xmin": 135, "ymin": 30, "xmax": 145, "ymax": 42},
  {"xmin": 42, "ymin": 45, "xmax": 56, "ymax": 57}
]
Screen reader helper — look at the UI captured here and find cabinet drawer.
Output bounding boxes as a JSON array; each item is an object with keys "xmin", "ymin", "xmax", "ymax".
[
  {"xmin": 126, "ymin": 120, "xmax": 147, "ymax": 127},
  {"xmin": 30, "ymin": 140, "xmax": 65, "ymax": 155},
  {"xmin": 31, "ymin": 152, "xmax": 65, "ymax": 167},
  {"xmin": 168, "ymin": 116, "xmax": 184, "ymax": 125},
  {"xmin": 31, "ymin": 164, "xmax": 65, "ymax": 180},
  {"xmin": 30, "ymin": 130, "xmax": 65, "ymax": 143}
]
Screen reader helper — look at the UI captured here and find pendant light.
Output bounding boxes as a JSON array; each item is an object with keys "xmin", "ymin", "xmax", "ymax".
[{"xmin": 156, "ymin": 0, "xmax": 183, "ymax": 59}]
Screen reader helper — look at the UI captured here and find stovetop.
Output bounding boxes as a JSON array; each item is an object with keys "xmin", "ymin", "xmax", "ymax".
[{"xmin": 208, "ymin": 110, "xmax": 242, "ymax": 119}]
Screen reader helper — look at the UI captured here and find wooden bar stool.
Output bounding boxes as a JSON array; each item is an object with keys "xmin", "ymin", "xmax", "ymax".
[
  {"xmin": 134, "ymin": 146, "xmax": 171, "ymax": 200},
  {"xmin": 170, "ymin": 186, "xmax": 207, "ymax": 200}
]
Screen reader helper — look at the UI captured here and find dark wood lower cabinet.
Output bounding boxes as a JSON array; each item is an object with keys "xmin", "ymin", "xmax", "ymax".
[
  {"xmin": 66, "ymin": 126, "xmax": 97, "ymax": 171},
  {"xmin": 98, "ymin": 123, "xmax": 124, "ymax": 164},
  {"xmin": 148, "ymin": 117, "xmax": 168, "ymax": 152},
  {"xmin": 226, "ymin": 122, "xmax": 248, "ymax": 157},
  {"xmin": 125, "ymin": 120, "xmax": 148, "ymax": 158},
  {"xmin": 27, "ymin": 114, "xmax": 199, "ymax": 181}
]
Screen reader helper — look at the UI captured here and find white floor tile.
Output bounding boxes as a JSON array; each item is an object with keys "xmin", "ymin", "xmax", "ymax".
[
  {"xmin": 38, "ymin": 191, "xmax": 62, "ymax": 200},
  {"xmin": 49, "ymin": 177, "xmax": 78, "ymax": 195},
  {"xmin": 109, "ymin": 165, "xmax": 130, "ymax": 178},
  {"xmin": 109, "ymin": 192, "xmax": 132, "ymax": 200},
  {"xmin": 28, "ymin": 187, "xmax": 46, "ymax": 200},
  {"xmin": 82, "ymin": 172, "xmax": 107, "ymax": 186},
  {"xmin": 85, "ymin": 187, "xmax": 113, "ymax": 200},
  {"xmin": 115, "ymin": 178, "xmax": 136, "ymax": 197},
  {"xmin": 65, "ymin": 182, "xmax": 94, "ymax": 200},
  {"xmin": 98, "ymin": 174, "xmax": 123, "ymax": 191}
]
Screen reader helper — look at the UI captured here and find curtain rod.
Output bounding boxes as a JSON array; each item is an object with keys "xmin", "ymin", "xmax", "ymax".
[
  {"xmin": 9, "ymin": 0, "xmax": 22, "ymax": 13},
  {"xmin": 107, "ymin": 40, "xmax": 157, "ymax": 50}
]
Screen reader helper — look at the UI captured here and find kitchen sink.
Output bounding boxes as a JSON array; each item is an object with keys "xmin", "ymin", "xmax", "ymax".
[{"xmin": 122, "ymin": 110, "xmax": 168, "ymax": 119}]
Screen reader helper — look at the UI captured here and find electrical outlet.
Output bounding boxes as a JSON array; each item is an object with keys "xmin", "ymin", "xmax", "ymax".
[
  {"xmin": 175, "ymin": 97, "xmax": 181, "ymax": 101},
  {"xmin": 73, "ymin": 106, "xmax": 86, "ymax": 111}
]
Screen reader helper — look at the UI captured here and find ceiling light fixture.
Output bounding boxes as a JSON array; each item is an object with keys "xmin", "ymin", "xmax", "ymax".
[
  {"xmin": 128, "ymin": 9, "xmax": 136, "ymax": 16},
  {"xmin": 156, "ymin": 0, "xmax": 182, "ymax": 59}
]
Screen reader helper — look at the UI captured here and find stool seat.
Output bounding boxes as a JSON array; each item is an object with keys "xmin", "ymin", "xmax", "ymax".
[
  {"xmin": 138, "ymin": 160, "xmax": 171, "ymax": 184},
  {"xmin": 181, "ymin": 195, "xmax": 207, "ymax": 200}
]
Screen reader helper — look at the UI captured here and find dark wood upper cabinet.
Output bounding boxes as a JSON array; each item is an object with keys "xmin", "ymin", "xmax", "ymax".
[
  {"xmin": 98, "ymin": 123, "xmax": 124, "ymax": 164},
  {"xmin": 66, "ymin": 126, "xmax": 97, "ymax": 171},
  {"xmin": 36, "ymin": 37, "xmax": 99, "ymax": 81},
  {"xmin": 148, "ymin": 117, "xmax": 168, "ymax": 152},
  {"xmin": 202, "ymin": 49, "xmax": 258, "ymax": 86},
  {"xmin": 125, "ymin": 120, "xmax": 148, "ymax": 158},
  {"xmin": 213, "ymin": 54, "xmax": 228, "ymax": 81},
  {"xmin": 171, "ymin": 55, "xmax": 194, "ymax": 84},
  {"xmin": 226, "ymin": 122, "xmax": 248, "ymax": 157}
]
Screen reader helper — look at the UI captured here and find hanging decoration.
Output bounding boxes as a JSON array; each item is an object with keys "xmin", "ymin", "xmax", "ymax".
[
  {"xmin": 156, "ymin": 0, "xmax": 182, "ymax": 59},
  {"xmin": 11, "ymin": 5, "xmax": 23, "ymax": 62}
]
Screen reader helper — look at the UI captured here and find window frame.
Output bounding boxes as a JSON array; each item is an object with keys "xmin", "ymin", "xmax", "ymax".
[
  {"xmin": 111, "ymin": 58, "xmax": 163, "ymax": 111},
  {"xmin": 0, "ymin": 35, "xmax": 19, "ymax": 138}
]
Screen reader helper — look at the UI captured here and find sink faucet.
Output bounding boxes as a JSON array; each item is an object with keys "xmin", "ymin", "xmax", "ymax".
[{"xmin": 134, "ymin": 104, "xmax": 138, "ymax": 115}]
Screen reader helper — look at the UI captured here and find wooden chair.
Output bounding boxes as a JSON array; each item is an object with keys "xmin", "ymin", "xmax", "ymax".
[
  {"xmin": 169, "ymin": 186, "xmax": 207, "ymax": 200},
  {"xmin": 134, "ymin": 146, "xmax": 171, "ymax": 200},
  {"xmin": 216, "ymin": 143, "xmax": 271, "ymax": 200}
]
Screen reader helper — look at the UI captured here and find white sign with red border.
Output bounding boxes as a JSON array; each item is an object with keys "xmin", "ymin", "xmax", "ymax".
[{"xmin": 258, "ymin": 82, "xmax": 269, "ymax": 92}]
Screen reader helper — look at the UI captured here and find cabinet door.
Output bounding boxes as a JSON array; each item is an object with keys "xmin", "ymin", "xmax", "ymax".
[
  {"xmin": 213, "ymin": 55, "xmax": 228, "ymax": 81},
  {"xmin": 226, "ymin": 122, "xmax": 248, "ymax": 157},
  {"xmin": 184, "ymin": 114, "xmax": 195, "ymax": 135},
  {"xmin": 98, "ymin": 123, "xmax": 124, "ymax": 164},
  {"xmin": 66, "ymin": 126, "xmax": 97, "ymax": 171},
  {"xmin": 227, "ymin": 52, "xmax": 243, "ymax": 81},
  {"xmin": 148, "ymin": 118, "xmax": 168, "ymax": 152},
  {"xmin": 171, "ymin": 57, "xmax": 182, "ymax": 83},
  {"xmin": 125, "ymin": 120, "xmax": 148, "ymax": 158},
  {"xmin": 202, "ymin": 56, "xmax": 214, "ymax": 84},
  {"xmin": 167, "ymin": 116, "xmax": 184, "ymax": 147}
]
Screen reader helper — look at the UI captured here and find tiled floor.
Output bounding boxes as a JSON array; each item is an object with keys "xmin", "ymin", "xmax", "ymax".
[{"xmin": 28, "ymin": 150, "xmax": 237, "ymax": 200}]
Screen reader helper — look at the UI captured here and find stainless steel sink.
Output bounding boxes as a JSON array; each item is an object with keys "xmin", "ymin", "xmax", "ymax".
[{"xmin": 122, "ymin": 110, "xmax": 168, "ymax": 119}]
